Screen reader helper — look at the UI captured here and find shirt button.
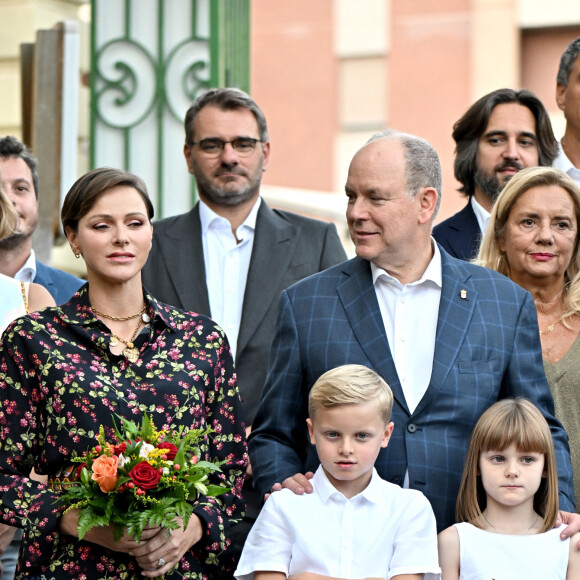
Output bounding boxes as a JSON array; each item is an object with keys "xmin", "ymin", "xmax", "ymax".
[{"xmin": 407, "ymin": 423, "xmax": 417, "ymax": 433}]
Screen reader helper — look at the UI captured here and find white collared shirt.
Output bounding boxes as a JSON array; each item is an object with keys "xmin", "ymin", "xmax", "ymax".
[
  {"xmin": 199, "ymin": 198, "xmax": 261, "ymax": 358},
  {"xmin": 14, "ymin": 249, "xmax": 37, "ymax": 283},
  {"xmin": 554, "ymin": 141, "xmax": 580, "ymax": 185},
  {"xmin": 371, "ymin": 242, "xmax": 442, "ymax": 414},
  {"xmin": 470, "ymin": 195, "xmax": 491, "ymax": 236},
  {"xmin": 235, "ymin": 466, "xmax": 440, "ymax": 580}
]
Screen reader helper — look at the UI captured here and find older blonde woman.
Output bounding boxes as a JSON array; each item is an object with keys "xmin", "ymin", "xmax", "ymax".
[{"xmin": 477, "ymin": 166, "xmax": 580, "ymax": 507}]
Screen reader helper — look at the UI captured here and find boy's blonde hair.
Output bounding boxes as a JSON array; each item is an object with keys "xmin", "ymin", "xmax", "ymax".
[
  {"xmin": 308, "ymin": 364, "xmax": 393, "ymax": 423},
  {"xmin": 456, "ymin": 398, "xmax": 559, "ymax": 533}
]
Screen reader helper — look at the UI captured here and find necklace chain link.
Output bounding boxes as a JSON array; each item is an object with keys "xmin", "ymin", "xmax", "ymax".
[
  {"xmin": 539, "ymin": 312, "xmax": 568, "ymax": 336},
  {"xmin": 91, "ymin": 303, "xmax": 147, "ymax": 362},
  {"xmin": 92, "ymin": 304, "xmax": 147, "ymax": 321}
]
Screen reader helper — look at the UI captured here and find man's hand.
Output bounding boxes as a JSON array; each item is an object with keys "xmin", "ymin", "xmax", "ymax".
[
  {"xmin": 557, "ymin": 510, "xmax": 580, "ymax": 547},
  {"xmin": 264, "ymin": 472, "xmax": 314, "ymax": 502}
]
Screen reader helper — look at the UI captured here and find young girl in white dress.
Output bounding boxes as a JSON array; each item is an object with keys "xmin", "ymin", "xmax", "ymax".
[{"xmin": 438, "ymin": 398, "xmax": 580, "ymax": 580}]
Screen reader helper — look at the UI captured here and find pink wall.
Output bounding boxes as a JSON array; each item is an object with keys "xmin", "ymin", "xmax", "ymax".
[
  {"xmin": 522, "ymin": 27, "xmax": 580, "ymax": 122},
  {"xmin": 250, "ymin": 0, "xmax": 336, "ymax": 191},
  {"xmin": 389, "ymin": 0, "xmax": 471, "ymax": 222}
]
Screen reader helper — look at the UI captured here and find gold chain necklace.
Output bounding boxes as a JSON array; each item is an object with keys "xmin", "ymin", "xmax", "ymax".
[
  {"xmin": 92, "ymin": 304, "xmax": 147, "ymax": 321},
  {"xmin": 539, "ymin": 313, "xmax": 567, "ymax": 336},
  {"xmin": 108, "ymin": 317, "xmax": 144, "ymax": 363}
]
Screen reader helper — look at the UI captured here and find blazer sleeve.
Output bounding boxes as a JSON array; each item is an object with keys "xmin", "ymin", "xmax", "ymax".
[
  {"xmin": 248, "ymin": 290, "xmax": 310, "ymax": 499},
  {"xmin": 501, "ymin": 292, "xmax": 575, "ymax": 512}
]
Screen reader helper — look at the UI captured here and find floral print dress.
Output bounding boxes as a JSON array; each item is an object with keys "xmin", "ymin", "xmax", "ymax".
[{"xmin": 0, "ymin": 285, "xmax": 247, "ymax": 579}]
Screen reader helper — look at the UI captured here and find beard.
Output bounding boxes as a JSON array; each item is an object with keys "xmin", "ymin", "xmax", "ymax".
[
  {"xmin": 474, "ymin": 160, "xmax": 524, "ymax": 203},
  {"xmin": 192, "ymin": 160, "xmax": 264, "ymax": 208},
  {"xmin": 0, "ymin": 231, "xmax": 31, "ymax": 251}
]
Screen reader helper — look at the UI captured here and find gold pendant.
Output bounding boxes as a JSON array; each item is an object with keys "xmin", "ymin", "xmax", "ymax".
[{"xmin": 123, "ymin": 347, "xmax": 139, "ymax": 363}]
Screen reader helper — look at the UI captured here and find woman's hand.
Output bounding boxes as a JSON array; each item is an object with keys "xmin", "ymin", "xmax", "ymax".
[
  {"xmin": 59, "ymin": 508, "xmax": 202, "ymax": 575},
  {"xmin": 59, "ymin": 508, "xmax": 160, "ymax": 553},
  {"xmin": 134, "ymin": 515, "xmax": 204, "ymax": 578}
]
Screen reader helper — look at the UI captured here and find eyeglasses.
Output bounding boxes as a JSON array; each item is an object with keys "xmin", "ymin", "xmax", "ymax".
[{"xmin": 190, "ymin": 137, "xmax": 263, "ymax": 157}]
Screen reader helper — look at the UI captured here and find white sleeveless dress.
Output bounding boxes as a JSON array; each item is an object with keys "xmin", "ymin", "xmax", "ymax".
[
  {"xmin": 455, "ymin": 522, "xmax": 569, "ymax": 580},
  {"xmin": 0, "ymin": 273, "xmax": 27, "ymax": 335}
]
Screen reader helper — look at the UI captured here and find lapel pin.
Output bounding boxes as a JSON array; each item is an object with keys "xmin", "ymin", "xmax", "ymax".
[{"xmin": 460, "ymin": 289, "xmax": 467, "ymax": 300}]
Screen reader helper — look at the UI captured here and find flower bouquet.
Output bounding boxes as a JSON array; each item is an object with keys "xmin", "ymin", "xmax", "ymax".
[{"xmin": 57, "ymin": 414, "xmax": 229, "ymax": 542}]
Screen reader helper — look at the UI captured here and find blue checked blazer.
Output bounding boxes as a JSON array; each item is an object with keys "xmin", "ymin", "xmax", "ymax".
[{"xmin": 249, "ymin": 248, "xmax": 575, "ymax": 530}]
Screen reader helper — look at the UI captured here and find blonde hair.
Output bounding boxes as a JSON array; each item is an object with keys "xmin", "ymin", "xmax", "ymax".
[
  {"xmin": 308, "ymin": 364, "xmax": 393, "ymax": 423},
  {"xmin": 476, "ymin": 166, "xmax": 580, "ymax": 319},
  {"xmin": 456, "ymin": 398, "xmax": 559, "ymax": 533},
  {"xmin": 0, "ymin": 172, "xmax": 18, "ymax": 239}
]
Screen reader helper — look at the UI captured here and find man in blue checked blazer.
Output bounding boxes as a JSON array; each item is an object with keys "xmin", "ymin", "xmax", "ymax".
[{"xmin": 249, "ymin": 130, "xmax": 577, "ymax": 532}]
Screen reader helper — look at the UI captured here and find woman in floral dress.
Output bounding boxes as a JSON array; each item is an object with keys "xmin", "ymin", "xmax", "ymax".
[{"xmin": 0, "ymin": 167, "xmax": 247, "ymax": 579}]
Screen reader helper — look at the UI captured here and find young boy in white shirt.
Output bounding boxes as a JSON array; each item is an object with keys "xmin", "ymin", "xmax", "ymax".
[{"xmin": 236, "ymin": 364, "xmax": 441, "ymax": 580}]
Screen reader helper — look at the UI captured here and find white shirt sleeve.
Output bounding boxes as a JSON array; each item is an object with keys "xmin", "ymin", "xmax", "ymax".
[
  {"xmin": 234, "ymin": 493, "xmax": 294, "ymax": 580},
  {"xmin": 387, "ymin": 491, "xmax": 441, "ymax": 580}
]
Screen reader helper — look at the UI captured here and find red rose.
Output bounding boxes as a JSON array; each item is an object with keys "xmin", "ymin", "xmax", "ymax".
[
  {"xmin": 157, "ymin": 441, "xmax": 178, "ymax": 461},
  {"xmin": 75, "ymin": 463, "xmax": 87, "ymax": 479},
  {"xmin": 113, "ymin": 442, "xmax": 127, "ymax": 455},
  {"xmin": 128, "ymin": 461, "xmax": 162, "ymax": 490}
]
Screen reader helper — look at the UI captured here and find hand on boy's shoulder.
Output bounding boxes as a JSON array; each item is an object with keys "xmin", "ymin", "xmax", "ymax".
[
  {"xmin": 264, "ymin": 471, "xmax": 314, "ymax": 502},
  {"xmin": 557, "ymin": 510, "xmax": 580, "ymax": 546}
]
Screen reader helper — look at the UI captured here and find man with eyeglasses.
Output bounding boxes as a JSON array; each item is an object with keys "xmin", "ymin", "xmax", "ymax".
[{"xmin": 142, "ymin": 87, "xmax": 347, "ymax": 572}]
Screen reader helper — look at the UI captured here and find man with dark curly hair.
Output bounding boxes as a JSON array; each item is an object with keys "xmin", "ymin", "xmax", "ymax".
[{"xmin": 433, "ymin": 88, "xmax": 557, "ymax": 261}]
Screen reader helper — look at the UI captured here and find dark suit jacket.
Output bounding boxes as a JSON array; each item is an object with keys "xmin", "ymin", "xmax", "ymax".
[
  {"xmin": 34, "ymin": 261, "xmax": 84, "ymax": 305},
  {"xmin": 142, "ymin": 201, "xmax": 347, "ymax": 425},
  {"xmin": 248, "ymin": 249, "xmax": 575, "ymax": 530},
  {"xmin": 432, "ymin": 202, "xmax": 481, "ymax": 261}
]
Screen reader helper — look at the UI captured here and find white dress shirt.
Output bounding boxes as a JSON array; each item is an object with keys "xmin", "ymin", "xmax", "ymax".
[
  {"xmin": 554, "ymin": 141, "xmax": 580, "ymax": 185},
  {"xmin": 470, "ymin": 195, "xmax": 491, "ymax": 236},
  {"xmin": 199, "ymin": 198, "xmax": 260, "ymax": 358},
  {"xmin": 235, "ymin": 466, "xmax": 441, "ymax": 580},
  {"xmin": 14, "ymin": 249, "xmax": 37, "ymax": 283},
  {"xmin": 372, "ymin": 242, "xmax": 442, "ymax": 414}
]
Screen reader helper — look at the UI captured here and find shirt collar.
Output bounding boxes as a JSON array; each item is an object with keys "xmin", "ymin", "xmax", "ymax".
[
  {"xmin": 554, "ymin": 141, "xmax": 580, "ymax": 179},
  {"xmin": 370, "ymin": 240, "xmax": 442, "ymax": 289},
  {"xmin": 199, "ymin": 197, "xmax": 261, "ymax": 237},
  {"xmin": 313, "ymin": 465, "xmax": 383, "ymax": 504},
  {"xmin": 471, "ymin": 195, "xmax": 491, "ymax": 235},
  {"xmin": 14, "ymin": 249, "xmax": 37, "ymax": 283}
]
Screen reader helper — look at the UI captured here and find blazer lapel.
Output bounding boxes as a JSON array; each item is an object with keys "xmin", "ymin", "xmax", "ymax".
[
  {"xmin": 237, "ymin": 203, "xmax": 298, "ymax": 356},
  {"xmin": 157, "ymin": 205, "xmax": 211, "ymax": 315},
  {"xmin": 413, "ymin": 250, "xmax": 477, "ymax": 415},
  {"xmin": 337, "ymin": 258, "xmax": 409, "ymax": 414}
]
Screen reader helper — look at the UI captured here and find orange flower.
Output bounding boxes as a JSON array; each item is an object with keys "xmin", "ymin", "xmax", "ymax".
[{"xmin": 91, "ymin": 454, "xmax": 118, "ymax": 493}]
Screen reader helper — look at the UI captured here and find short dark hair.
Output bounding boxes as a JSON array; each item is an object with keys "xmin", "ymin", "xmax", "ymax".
[
  {"xmin": 453, "ymin": 89, "xmax": 558, "ymax": 197},
  {"xmin": 0, "ymin": 135, "xmax": 39, "ymax": 199},
  {"xmin": 61, "ymin": 167, "xmax": 154, "ymax": 233},
  {"xmin": 557, "ymin": 38, "xmax": 580, "ymax": 87},
  {"xmin": 184, "ymin": 88, "xmax": 269, "ymax": 145}
]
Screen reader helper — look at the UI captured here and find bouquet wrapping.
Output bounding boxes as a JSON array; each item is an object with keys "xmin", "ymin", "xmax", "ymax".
[{"xmin": 56, "ymin": 414, "xmax": 229, "ymax": 542}]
